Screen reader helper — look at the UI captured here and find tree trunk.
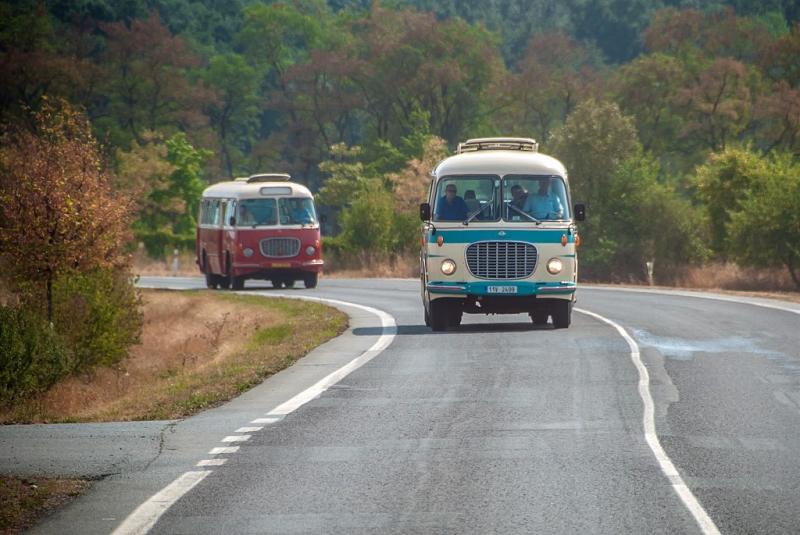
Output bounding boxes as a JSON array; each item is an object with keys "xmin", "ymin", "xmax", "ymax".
[{"xmin": 46, "ymin": 274, "xmax": 53, "ymax": 325}]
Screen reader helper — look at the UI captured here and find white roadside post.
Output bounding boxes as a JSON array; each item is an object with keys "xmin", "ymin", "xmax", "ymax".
[{"xmin": 172, "ymin": 248, "xmax": 180, "ymax": 277}]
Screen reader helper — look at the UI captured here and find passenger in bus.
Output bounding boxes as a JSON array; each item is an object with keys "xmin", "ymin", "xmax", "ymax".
[
  {"xmin": 435, "ymin": 184, "xmax": 468, "ymax": 221},
  {"xmin": 523, "ymin": 178, "xmax": 564, "ymax": 219},
  {"xmin": 239, "ymin": 205, "xmax": 256, "ymax": 226},
  {"xmin": 289, "ymin": 200, "xmax": 314, "ymax": 224},
  {"xmin": 506, "ymin": 184, "xmax": 528, "ymax": 218},
  {"xmin": 464, "ymin": 190, "xmax": 481, "ymax": 217}
]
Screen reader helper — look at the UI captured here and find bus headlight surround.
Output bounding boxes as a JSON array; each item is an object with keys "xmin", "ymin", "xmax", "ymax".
[
  {"xmin": 441, "ymin": 259, "xmax": 457, "ymax": 275},
  {"xmin": 546, "ymin": 257, "xmax": 563, "ymax": 275},
  {"xmin": 305, "ymin": 246, "xmax": 316, "ymax": 256},
  {"xmin": 243, "ymin": 247, "xmax": 254, "ymax": 258}
]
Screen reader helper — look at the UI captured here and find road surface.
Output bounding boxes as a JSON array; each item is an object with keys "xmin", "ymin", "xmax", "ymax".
[{"xmin": 15, "ymin": 277, "xmax": 800, "ymax": 534}]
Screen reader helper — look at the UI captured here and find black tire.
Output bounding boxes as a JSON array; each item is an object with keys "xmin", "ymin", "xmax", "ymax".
[
  {"xmin": 202, "ymin": 254, "xmax": 217, "ymax": 289},
  {"xmin": 271, "ymin": 279, "xmax": 284, "ymax": 289},
  {"xmin": 551, "ymin": 300, "xmax": 572, "ymax": 329},
  {"xmin": 303, "ymin": 272, "xmax": 319, "ymax": 289},
  {"xmin": 231, "ymin": 276, "xmax": 244, "ymax": 290},
  {"xmin": 429, "ymin": 299, "xmax": 450, "ymax": 332},
  {"xmin": 530, "ymin": 311, "xmax": 549, "ymax": 325},
  {"xmin": 284, "ymin": 279, "xmax": 295, "ymax": 288}
]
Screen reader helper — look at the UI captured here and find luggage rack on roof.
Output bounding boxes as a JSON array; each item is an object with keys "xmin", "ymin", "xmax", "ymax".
[
  {"xmin": 456, "ymin": 137, "xmax": 538, "ymax": 154},
  {"xmin": 235, "ymin": 173, "xmax": 292, "ymax": 183}
]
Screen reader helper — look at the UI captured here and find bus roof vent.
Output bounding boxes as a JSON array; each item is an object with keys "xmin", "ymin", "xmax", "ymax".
[
  {"xmin": 457, "ymin": 137, "xmax": 538, "ymax": 154},
  {"xmin": 237, "ymin": 173, "xmax": 292, "ymax": 183}
]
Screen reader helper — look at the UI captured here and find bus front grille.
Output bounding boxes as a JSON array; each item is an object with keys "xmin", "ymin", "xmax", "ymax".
[
  {"xmin": 465, "ymin": 241, "xmax": 537, "ymax": 279},
  {"xmin": 260, "ymin": 237, "xmax": 300, "ymax": 258}
]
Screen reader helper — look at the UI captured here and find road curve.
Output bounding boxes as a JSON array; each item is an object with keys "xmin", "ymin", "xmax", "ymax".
[{"xmin": 32, "ymin": 278, "xmax": 800, "ymax": 534}]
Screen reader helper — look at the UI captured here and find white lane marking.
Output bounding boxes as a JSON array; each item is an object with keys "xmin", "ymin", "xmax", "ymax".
[
  {"xmin": 221, "ymin": 435, "xmax": 250, "ymax": 443},
  {"xmin": 235, "ymin": 426, "xmax": 263, "ymax": 433},
  {"xmin": 114, "ymin": 294, "xmax": 397, "ymax": 535},
  {"xmin": 208, "ymin": 446, "xmax": 238, "ymax": 455},
  {"xmin": 196, "ymin": 459, "xmax": 227, "ymax": 467},
  {"xmin": 576, "ymin": 307, "xmax": 721, "ymax": 535},
  {"xmin": 587, "ymin": 285, "xmax": 800, "ymax": 316},
  {"xmin": 251, "ymin": 417, "xmax": 282, "ymax": 424},
  {"xmin": 260, "ymin": 294, "xmax": 397, "ymax": 417},
  {"xmin": 111, "ymin": 471, "xmax": 211, "ymax": 535}
]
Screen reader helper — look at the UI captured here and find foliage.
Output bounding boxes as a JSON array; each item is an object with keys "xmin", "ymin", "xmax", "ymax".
[
  {"xmin": 0, "ymin": 98, "xmax": 133, "ymax": 319},
  {"xmin": 52, "ymin": 267, "xmax": 143, "ymax": 372},
  {"xmin": 0, "ymin": 305, "xmax": 70, "ymax": 404},
  {"xmin": 726, "ymin": 153, "xmax": 800, "ymax": 287},
  {"xmin": 120, "ymin": 132, "xmax": 210, "ymax": 257},
  {"xmin": 693, "ymin": 146, "xmax": 768, "ymax": 255}
]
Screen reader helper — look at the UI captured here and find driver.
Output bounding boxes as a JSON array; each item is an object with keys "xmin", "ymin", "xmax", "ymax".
[{"xmin": 523, "ymin": 178, "xmax": 563, "ymax": 219}]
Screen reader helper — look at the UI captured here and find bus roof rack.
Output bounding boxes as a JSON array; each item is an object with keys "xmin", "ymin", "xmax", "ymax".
[
  {"xmin": 456, "ymin": 137, "xmax": 538, "ymax": 154},
  {"xmin": 236, "ymin": 173, "xmax": 292, "ymax": 183}
]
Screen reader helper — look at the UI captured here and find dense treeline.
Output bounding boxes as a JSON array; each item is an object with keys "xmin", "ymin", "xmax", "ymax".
[{"xmin": 1, "ymin": 0, "xmax": 800, "ymax": 288}]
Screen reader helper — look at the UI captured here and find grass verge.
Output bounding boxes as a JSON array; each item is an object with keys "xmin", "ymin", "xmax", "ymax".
[
  {"xmin": 0, "ymin": 290, "xmax": 347, "ymax": 423},
  {"xmin": 0, "ymin": 476, "xmax": 90, "ymax": 534}
]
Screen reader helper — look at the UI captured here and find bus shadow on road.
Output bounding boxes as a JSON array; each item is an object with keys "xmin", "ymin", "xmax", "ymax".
[{"xmin": 353, "ymin": 322, "xmax": 551, "ymax": 336}]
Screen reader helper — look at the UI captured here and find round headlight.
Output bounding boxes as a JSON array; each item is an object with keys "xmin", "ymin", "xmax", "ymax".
[
  {"xmin": 546, "ymin": 257, "xmax": 563, "ymax": 274},
  {"xmin": 305, "ymin": 246, "xmax": 316, "ymax": 256},
  {"xmin": 243, "ymin": 247, "xmax": 254, "ymax": 258},
  {"xmin": 441, "ymin": 259, "xmax": 456, "ymax": 275}
]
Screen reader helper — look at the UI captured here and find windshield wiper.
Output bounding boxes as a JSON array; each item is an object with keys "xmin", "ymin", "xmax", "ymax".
[
  {"xmin": 463, "ymin": 202, "xmax": 492, "ymax": 225},
  {"xmin": 507, "ymin": 203, "xmax": 541, "ymax": 224}
]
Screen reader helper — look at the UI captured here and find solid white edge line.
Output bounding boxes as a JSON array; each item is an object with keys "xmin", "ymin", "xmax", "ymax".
[
  {"xmin": 113, "ymin": 293, "xmax": 397, "ymax": 535},
  {"xmin": 587, "ymin": 285, "xmax": 800, "ymax": 315},
  {"xmin": 111, "ymin": 470, "xmax": 211, "ymax": 535},
  {"xmin": 575, "ymin": 307, "xmax": 722, "ymax": 535}
]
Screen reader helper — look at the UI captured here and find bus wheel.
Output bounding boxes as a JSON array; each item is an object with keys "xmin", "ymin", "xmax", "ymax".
[
  {"xmin": 303, "ymin": 273, "xmax": 318, "ymax": 289},
  {"xmin": 284, "ymin": 279, "xmax": 295, "ymax": 288},
  {"xmin": 271, "ymin": 279, "xmax": 284, "ymax": 289},
  {"xmin": 530, "ymin": 311, "xmax": 549, "ymax": 325},
  {"xmin": 231, "ymin": 277, "xmax": 244, "ymax": 291},
  {"xmin": 205, "ymin": 272, "xmax": 217, "ymax": 289},
  {"xmin": 429, "ymin": 299, "xmax": 450, "ymax": 332},
  {"xmin": 551, "ymin": 301, "xmax": 572, "ymax": 329}
]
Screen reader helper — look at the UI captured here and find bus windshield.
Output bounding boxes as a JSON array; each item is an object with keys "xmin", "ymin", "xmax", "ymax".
[
  {"xmin": 279, "ymin": 197, "xmax": 317, "ymax": 225},
  {"xmin": 433, "ymin": 175, "xmax": 500, "ymax": 222},
  {"xmin": 238, "ymin": 199, "xmax": 277, "ymax": 226},
  {"xmin": 503, "ymin": 175, "xmax": 570, "ymax": 222}
]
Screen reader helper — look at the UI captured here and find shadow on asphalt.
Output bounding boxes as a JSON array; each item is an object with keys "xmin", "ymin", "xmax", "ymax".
[{"xmin": 353, "ymin": 322, "xmax": 552, "ymax": 336}]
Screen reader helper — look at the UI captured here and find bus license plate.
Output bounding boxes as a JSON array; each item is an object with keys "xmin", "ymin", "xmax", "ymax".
[
  {"xmin": 487, "ymin": 285, "xmax": 517, "ymax": 294},
  {"xmin": 271, "ymin": 262, "xmax": 290, "ymax": 268}
]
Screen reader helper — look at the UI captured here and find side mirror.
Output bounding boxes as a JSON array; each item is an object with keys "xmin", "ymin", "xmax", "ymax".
[
  {"xmin": 229, "ymin": 216, "xmax": 236, "ymax": 226},
  {"xmin": 419, "ymin": 203, "xmax": 431, "ymax": 221},
  {"xmin": 574, "ymin": 203, "xmax": 586, "ymax": 222}
]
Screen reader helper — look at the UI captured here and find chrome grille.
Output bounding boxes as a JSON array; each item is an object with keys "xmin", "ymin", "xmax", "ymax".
[
  {"xmin": 466, "ymin": 241, "xmax": 537, "ymax": 279},
  {"xmin": 260, "ymin": 237, "xmax": 300, "ymax": 258}
]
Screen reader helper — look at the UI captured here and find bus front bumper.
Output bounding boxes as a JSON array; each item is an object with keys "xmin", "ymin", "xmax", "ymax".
[{"xmin": 427, "ymin": 280, "xmax": 576, "ymax": 297}]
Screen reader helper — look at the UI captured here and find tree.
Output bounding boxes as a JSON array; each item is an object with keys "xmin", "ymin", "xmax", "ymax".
[
  {"xmin": 118, "ymin": 132, "xmax": 210, "ymax": 256},
  {"xmin": 202, "ymin": 52, "xmax": 259, "ymax": 177},
  {"xmin": 693, "ymin": 146, "xmax": 768, "ymax": 256},
  {"xmin": 0, "ymin": 98, "xmax": 133, "ymax": 320},
  {"xmin": 727, "ymin": 153, "xmax": 800, "ymax": 288}
]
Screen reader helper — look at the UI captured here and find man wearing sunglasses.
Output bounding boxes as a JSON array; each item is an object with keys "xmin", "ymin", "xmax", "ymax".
[{"xmin": 435, "ymin": 183, "xmax": 469, "ymax": 221}]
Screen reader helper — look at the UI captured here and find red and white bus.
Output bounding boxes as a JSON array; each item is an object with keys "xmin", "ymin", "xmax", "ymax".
[{"xmin": 196, "ymin": 173, "xmax": 323, "ymax": 290}]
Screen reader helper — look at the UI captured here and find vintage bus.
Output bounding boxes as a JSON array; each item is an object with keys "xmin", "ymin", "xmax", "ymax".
[
  {"xmin": 196, "ymin": 173, "xmax": 323, "ymax": 290},
  {"xmin": 419, "ymin": 138, "xmax": 585, "ymax": 331}
]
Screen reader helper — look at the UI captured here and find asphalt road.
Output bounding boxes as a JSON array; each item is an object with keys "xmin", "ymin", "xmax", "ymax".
[{"xmin": 16, "ymin": 277, "xmax": 800, "ymax": 534}]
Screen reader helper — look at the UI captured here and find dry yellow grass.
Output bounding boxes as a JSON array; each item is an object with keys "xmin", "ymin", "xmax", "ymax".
[
  {"xmin": 0, "ymin": 290, "xmax": 347, "ymax": 423},
  {"xmin": 0, "ymin": 476, "xmax": 89, "ymax": 534}
]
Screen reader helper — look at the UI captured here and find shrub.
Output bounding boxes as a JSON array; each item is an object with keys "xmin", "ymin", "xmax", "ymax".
[
  {"xmin": 52, "ymin": 268, "xmax": 143, "ymax": 372},
  {"xmin": 0, "ymin": 306, "xmax": 70, "ymax": 404}
]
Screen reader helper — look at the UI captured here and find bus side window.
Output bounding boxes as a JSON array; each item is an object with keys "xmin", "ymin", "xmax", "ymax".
[{"xmin": 210, "ymin": 200, "xmax": 221, "ymax": 227}]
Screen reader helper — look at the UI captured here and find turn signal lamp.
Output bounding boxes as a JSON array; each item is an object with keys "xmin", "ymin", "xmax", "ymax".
[
  {"xmin": 575, "ymin": 234, "xmax": 582, "ymax": 248},
  {"xmin": 437, "ymin": 235, "xmax": 444, "ymax": 247},
  {"xmin": 560, "ymin": 234, "xmax": 568, "ymax": 246}
]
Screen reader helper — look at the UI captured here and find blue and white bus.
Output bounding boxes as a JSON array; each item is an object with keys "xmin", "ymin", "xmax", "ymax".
[{"xmin": 419, "ymin": 138, "xmax": 585, "ymax": 331}]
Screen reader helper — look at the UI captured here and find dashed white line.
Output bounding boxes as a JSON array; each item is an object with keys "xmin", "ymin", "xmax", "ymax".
[
  {"xmin": 235, "ymin": 426, "xmax": 263, "ymax": 433},
  {"xmin": 196, "ymin": 459, "xmax": 227, "ymax": 467},
  {"xmin": 113, "ymin": 294, "xmax": 397, "ymax": 535},
  {"xmin": 576, "ymin": 307, "xmax": 722, "ymax": 535},
  {"xmin": 208, "ymin": 446, "xmax": 238, "ymax": 455},
  {"xmin": 221, "ymin": 435, "xmax": 250, "ymax": 443}
]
